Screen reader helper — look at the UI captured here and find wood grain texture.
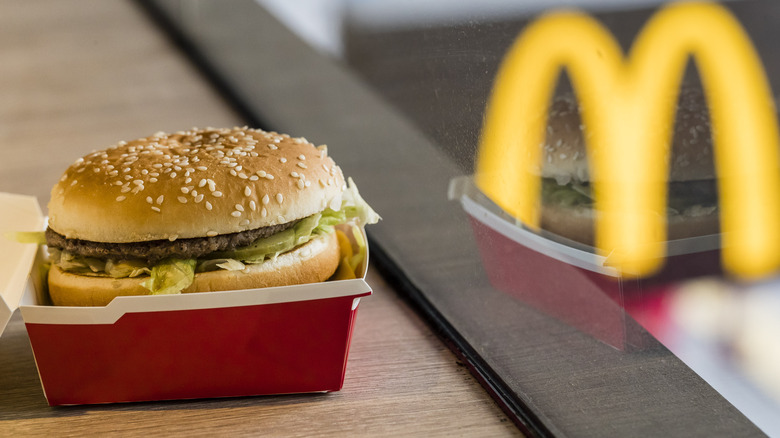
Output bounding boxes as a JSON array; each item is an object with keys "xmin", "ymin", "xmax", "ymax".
[{"xmin": 0, "ymin": 0, "xmax": 519, "ymax": 436}]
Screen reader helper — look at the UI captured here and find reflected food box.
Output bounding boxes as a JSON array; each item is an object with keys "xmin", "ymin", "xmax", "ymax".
[{"xmin": 449, "ymin": 177, "xmax": 722, "ymax": 351}]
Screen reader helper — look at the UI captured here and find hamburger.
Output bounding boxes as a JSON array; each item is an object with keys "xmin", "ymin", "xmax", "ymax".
[
  {"xmin": 539, "ymin": 88, "xmax": 719, "ymax": 246},
  {"xmin": 44, "ymin": 127, "xmax": 379, "ymax": 306}
]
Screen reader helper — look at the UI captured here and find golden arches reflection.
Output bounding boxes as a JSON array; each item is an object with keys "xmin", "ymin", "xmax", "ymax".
[{"xmin": 476, "ymin": 2, "xmax": 780, "ymax": 278}]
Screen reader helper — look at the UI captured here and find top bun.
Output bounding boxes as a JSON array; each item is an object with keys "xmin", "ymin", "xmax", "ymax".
[
  {"xmin": 541, "ymin": 87, "xmax": 715, "ymax": 184},
  {"xmin": 48, "ymin": 127, "xmax": 346, "ymax": 243}
]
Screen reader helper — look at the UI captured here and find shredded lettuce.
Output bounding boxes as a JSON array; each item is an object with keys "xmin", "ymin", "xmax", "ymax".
[
  {"xmin": 197, "ymin": 258, "xmax": 245, "ymax": 272},
  {"xmin": 140, "ymin": 259, "xmax": 196, "ymax": 295},
  {"xmin": 342, "ymin": 177, "xmax": 381, "ymax": 226},
  {"xmin": 105, "ymin": 259, "xmax": 151, "ymax": 278},
  {"xmin": 542, "ymin": 178, "xmax": 593, "ymax": 207},
  {"xmin": 215, "ymin": 259, "xmax": 246, "ymax": 271}
]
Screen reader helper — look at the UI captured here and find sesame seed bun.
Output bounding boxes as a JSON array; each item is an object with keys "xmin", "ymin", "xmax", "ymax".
[
  {"xmin": 44, "ymin": 127, "xmax": 351, "ymax": 306},
  {"xmin": 48, "ymin": 232, "xmax": 340, "ymax": 307},
  {"xmin": 542, "ymin": 87, "xmax": 715, "ymax": 185},
  {"xmin": 48, "ymin": 127, "xmax": 346, "ymax": 242},
  {"xmin": 540, "ymin": 88, "xmax": 720, "ymax": 245}
]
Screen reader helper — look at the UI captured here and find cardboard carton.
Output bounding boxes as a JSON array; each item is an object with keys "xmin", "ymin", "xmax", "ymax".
[{"xmin": 0, "ymin": 193, "xmax": 371, "ymax": 405}]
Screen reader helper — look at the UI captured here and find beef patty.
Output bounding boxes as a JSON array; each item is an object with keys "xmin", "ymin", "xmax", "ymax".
[{"xmin": 45, "ymin": 220, "xmax": 299, "ymax": 264}]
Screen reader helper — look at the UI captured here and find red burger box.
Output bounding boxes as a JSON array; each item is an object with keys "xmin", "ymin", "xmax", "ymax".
[
  {"xmin": 449, "ymin": 177, "xmax": 722, "ymax": 351},
  {"xmin": 0, "ymin": 192, "xmax": 371, "ymax": 405}
]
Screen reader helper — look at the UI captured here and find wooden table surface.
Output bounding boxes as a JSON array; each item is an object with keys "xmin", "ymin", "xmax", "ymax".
[{"xmin": 0, "ymin": 1, "xmax": 519, "ymax": 436}]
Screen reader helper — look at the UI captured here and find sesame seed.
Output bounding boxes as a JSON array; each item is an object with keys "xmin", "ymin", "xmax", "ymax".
[
  {"xmin": 239, "ymin": 173, "xmax": 248, "ymax": 179},
  {"xmin": 262, "ymin": 194, "xmax": 270, "ymax": 205},
  {"xmin": 291, "ymin": 171, "xmax": 299, "ymax": 178},
  {"xmin": 181, "ymin": 187, "xmax": 190, "ymax": 194},
  {"xmin": 276, "ymin": 193, "xmax": 283, "ymax": 203},
  {"xmin": 280, "ymin": 157, "xmax": 287, "ymax": 163},
  {"xmin": 170, "ymin": 172, "xmax": 177, "ymax": 178},
  {"xmin": 70, "ymin": 180, "xmax": 78, "ymax": 187},
  {"xmin": 178, "ymin": 196, "xmax": 187, "ymax": 203},
  {"xmin": 191, "ymin": 189, "xmax": 198, "ymax": 197},
  {"xmin": 231, "ymin": 211, "xmax": 242, "ymax": 217},
  {"xmin": 168, "ymin": 235, "xmax": 178, "ymax": 241},
  {"xmin": 249, "ymin": 175, "xmax": 259, "ymax": 181},
  {"xmin": 116, "ymin": 196, "xmax": 126, "ymax": 202},
  {"xmin": 213, "ymin": 191, "xmax": 223, "ymax": 197},
  {"xmin": 229, "ymin": 169, "xmax": 237, "ymax": 176},
  {"xmin": 256, "ymin": 170, "xmax": 266, "ymax": 177},
  {"xmin": 121, "ymin": 186, "xmax": 131, "ymax": 193},
  {"xmin": 208, "ymin": 180, "xmax": 216, "ymax": 191},
  {"xmin": 150, "ymin": 178, "xmax": 158, "ymax": 183},
  {"xmin": 261, "ymin": 207, "xmax": 267, "ymax": 217},
  {"xmin": 197, "ymin": 166, "xmax": 208, "ymax": 171},
  {"xmin": 240, "ymin": 219, "xmax": 250, "ymax": 226},
  {"xmin": 207, "ymin": 231, "xmax": 218, "ymax": 237},
  {"xmin": 297, "ymin": 162, "xmax": 307, "ymax": 169},
  {"xmin": 298, "ymin": 154, "xmax": 306, "ymax": 160},
  {"xmin": 244, "ymin": 186, "xmax": 251, "ymax": 196},
  {"xmin": 195, "ymin": 194, "xmax": 204, "ymax": 203},
  {"xmin": 185, "ymin": 177, "xmax": 192, "ymax": 184},
  {"xmin": 267, "ymin": 144, "xmax": 278, "ymax": 150},
  {"xmin": 205, "ymin": 201, "xmax": 213, "ymax": 211},
  {"xmin": 249, "ymin": 200, "xmax": 257, "ymax": 211},
  {"xmin": 146, "ymin": 196, "xmax": 153, "ymax": 204},
  {"xmin": 235, "ymin": 204, "xmax": 244, "ymax": 212},
  {"xmin": 151, "ymin": 206, "xmax": 161, "ymax": 213},
  {"xmin": 198, "ymin": 179, "xmax": 207, "ymax": 187},
  {"xmin": 265, "ymin": 174, "xmax": 274, "ymax": 180},
  {"xmin": 304, "ymin": 181, "xmax": 311, "ymax": 187},
  {"xmin": 297, "ymin": 180, "xmax": 305, "ymax": 189}
]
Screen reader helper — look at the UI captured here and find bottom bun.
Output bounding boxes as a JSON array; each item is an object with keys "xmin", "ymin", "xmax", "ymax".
[
  {"xmin": 540, "ymin": 203, "xmax": 720, "ymax": 247},
  {"xmin": 48, "ymin": 232, "xmax": 341, "ymax": 307}
]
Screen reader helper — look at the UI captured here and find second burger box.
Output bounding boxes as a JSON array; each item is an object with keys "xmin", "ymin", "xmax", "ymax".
[
  {"xmin": 449, "ymin": 177, "xmax": 722, "ymax": 351},
  {"xmin": 0, "ymin": 192, "xmax": 371, "ymax": 406}
]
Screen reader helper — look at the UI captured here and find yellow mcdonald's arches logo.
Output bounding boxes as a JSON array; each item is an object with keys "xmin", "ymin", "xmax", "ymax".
[{"xmin": 476, "ymin": 1, "xmax": 780, "ymax": 278}]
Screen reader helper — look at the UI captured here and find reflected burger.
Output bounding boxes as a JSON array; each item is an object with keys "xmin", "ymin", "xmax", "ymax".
[{"xmin": 539, "ymin": 88, "xmax": 719, "ymax": 245}]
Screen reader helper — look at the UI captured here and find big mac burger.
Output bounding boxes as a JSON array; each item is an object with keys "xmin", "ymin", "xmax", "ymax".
[
  {"xmin": 538, "ymin": 88, "xmax": 719, "ymax": 246},
  {"xmin": 42, "ymin": 127, "xmax": 379, "ymax": 306}
]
